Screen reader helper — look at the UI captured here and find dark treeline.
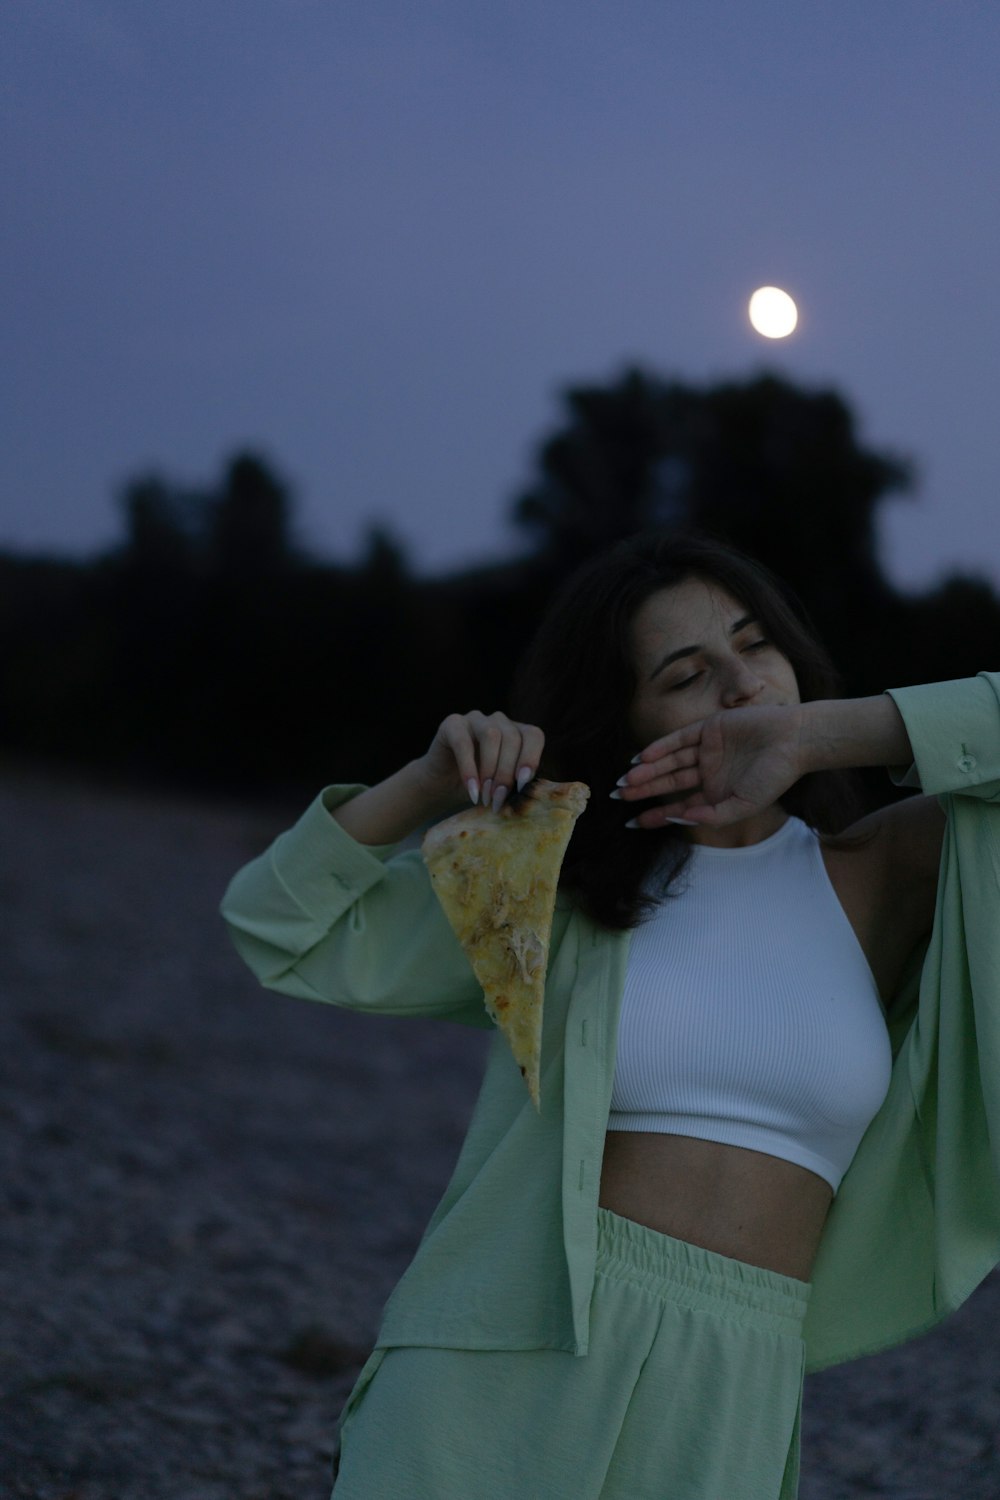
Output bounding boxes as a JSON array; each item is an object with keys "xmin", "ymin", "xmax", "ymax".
[{"xmin": 2, "ymin": 370, "xmax": 998, "ymax": 808}]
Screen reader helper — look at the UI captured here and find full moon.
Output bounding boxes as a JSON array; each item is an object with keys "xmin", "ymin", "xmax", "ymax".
[{"xmin": 748, "ymin": 286, "xmax": 798, "ymax": 339}]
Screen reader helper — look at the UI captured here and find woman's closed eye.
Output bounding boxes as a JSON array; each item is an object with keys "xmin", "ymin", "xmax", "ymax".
[
  {"xmin": 668, "ymin": 641, "xmax": 770, "ymax": 689},
  {"xmin": 667, "ymin": 671, "xmax": 703, "ymax": 691}
]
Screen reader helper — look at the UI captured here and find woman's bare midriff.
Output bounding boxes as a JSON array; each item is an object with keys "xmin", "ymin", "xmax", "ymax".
[{"xmin": 598, "ymin": 1132, "xmax": 833, "ymax": 1282}]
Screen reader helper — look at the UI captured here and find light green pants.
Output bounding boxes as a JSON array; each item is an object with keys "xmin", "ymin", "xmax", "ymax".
[{"xmin": 333, "ymin": 1209, "xmax": 810, "ymax": 1500}]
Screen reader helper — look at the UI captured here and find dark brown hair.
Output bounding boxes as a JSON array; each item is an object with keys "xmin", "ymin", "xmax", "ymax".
[{"xmin": 510, "ymin": 530, "xmax": 865, "ymax": 930}]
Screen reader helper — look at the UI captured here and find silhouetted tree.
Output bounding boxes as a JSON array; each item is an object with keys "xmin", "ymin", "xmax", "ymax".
[
  {"xmin": 514, "ymin": 369, "xmax": 672, "ymax": 563},
  {"xmin": 119, "ymin": 476, "xmax": 208, "ymax": 573},
  {"xmin": 512, "ymin": 369, "xmax": 912, "ymax": 621},
  {"xmin": 893, "ymin": 574, "xmax": 1000, "ymax": 688},
  {"xmin": 208, "ymin": 453, "xmax": 294, "ymax": 575}
]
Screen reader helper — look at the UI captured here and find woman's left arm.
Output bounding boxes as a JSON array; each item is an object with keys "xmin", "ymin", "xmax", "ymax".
[
  {"xmin": 617, "ymin": 673, "xmax": 1000, "ymax": 829},
  {"xmin": 617, "ymin": 695, "xmax": 913, "ymax": 830}
]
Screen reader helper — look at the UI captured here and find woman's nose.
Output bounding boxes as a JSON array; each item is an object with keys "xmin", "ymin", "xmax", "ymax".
[{"xmin": 721, "ymin": 658, "xmax": 765, "ymax": 707}]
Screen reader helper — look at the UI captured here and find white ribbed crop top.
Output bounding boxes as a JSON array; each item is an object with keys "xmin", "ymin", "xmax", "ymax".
[{"xmin": 608, "ymin": 816, "xmax": 892, "ymax": 1192}]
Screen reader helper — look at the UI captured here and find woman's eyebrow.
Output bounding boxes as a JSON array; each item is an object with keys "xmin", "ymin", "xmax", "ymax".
[{"xmin": 649, "ymin": 614, "xmax": 758, "ymax": 680}]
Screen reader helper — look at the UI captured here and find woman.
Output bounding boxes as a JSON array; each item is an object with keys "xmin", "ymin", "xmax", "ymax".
[{"xmin": 221, "ymin": 532, "xmax": 1000, "ymax": 1499}]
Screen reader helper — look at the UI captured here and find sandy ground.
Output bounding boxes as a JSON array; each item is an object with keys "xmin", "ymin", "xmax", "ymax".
[{"xmin": 1, "ymin": 766, "xmax": 998, "ymax": 1500}]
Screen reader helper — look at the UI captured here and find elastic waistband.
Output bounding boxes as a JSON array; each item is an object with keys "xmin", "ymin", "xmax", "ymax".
[{"xmin": 595, "ymin": 1208, "xmax": 810, "ymax": 1337}]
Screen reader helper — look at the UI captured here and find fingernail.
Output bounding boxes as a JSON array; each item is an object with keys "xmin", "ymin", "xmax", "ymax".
[
  {"xmin": 516, "ymin": 766, "xmax": 533, "ymax": 793},
  {"xmin": 615, "ymin": 774, "xmax": 630, "ymax": 787},
  {"xmin": 663, "ymin": 817, "xmax": 698, "ymax": 826},
  {"xmin": 481, "ymin": 778, "xmax": 493, "ymax": 807},
  {"xmin": 491, "ymin": 785, "xmax": 508, "ymax": 814},
  {"xmin": 609, "ymin": 789, "xmax": 623, "ymax": 800},
  {"xmin": 630, "ymin": 753, "xmax": 643, "ymax": 765},
  {"xmin": 467, "ymin": 778, "xmax": 479, "ymax": 805},
  {"xmin": 625, "ymin": 818, "xmax": 641, "ymax": 829}
]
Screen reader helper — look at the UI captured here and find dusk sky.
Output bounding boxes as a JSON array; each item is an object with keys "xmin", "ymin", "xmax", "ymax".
[{"xmin": 4, "ymin": 2, "xmax": 999, "ymax": 589}]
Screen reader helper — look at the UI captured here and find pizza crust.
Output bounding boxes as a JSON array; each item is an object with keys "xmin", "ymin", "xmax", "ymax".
[{"xmin": 421, "ymin": 778, "xmax": 589, "ymax": 1108}]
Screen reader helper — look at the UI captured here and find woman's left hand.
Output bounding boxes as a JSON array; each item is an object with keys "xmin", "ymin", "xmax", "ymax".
[{"xmin": 614, "ymin": 703, "xmax": 807, "ymax": 829}]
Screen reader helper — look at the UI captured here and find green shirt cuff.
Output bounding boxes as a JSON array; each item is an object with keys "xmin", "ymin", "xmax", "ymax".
[
  {"xmin": 268, "ymin": 784, "xmax": 399, "ymax": 923},
  {"xmin": 885, "ymin": 673, "xmax": 1000, "ymax": 798}
]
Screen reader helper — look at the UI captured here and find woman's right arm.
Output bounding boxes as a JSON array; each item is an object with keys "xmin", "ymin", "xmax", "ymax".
[
  {"xmin": 331, "ymin": 710, "xmax": 546, "ymax": 844},
  {"xmin": 220, "ymin": 711, "xmax": 545, "ymax": 1022}
]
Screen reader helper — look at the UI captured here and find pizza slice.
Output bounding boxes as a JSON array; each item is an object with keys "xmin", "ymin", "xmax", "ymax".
[{"xmin": 421, "ymin": 778, "xmax": 589, "ymax": 1109}]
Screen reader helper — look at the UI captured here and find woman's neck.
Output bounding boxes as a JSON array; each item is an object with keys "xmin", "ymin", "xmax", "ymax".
[{"xmin": 686, "ymin": 805, "xmax": 789, "ymax": 850}]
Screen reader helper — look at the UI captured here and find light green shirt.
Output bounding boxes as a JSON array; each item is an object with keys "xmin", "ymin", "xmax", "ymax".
[{"xmin": 220, "ymin": 674, "xmax": 1000, "ymax": 1371}]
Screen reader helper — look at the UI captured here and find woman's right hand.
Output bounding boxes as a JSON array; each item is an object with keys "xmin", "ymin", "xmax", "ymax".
[
  {"xmin": 414, "ymin": 710, "xmax": 546, "ymax": 815},
  {"xmin": 330, "ymin": 711, "xmax": 545, "ymax": 846}
]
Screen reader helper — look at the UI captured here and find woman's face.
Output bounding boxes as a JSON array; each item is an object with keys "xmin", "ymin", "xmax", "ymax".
[{"xmin": 628, "ymin": 575, "xmax": 801, "ymax": 749}]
